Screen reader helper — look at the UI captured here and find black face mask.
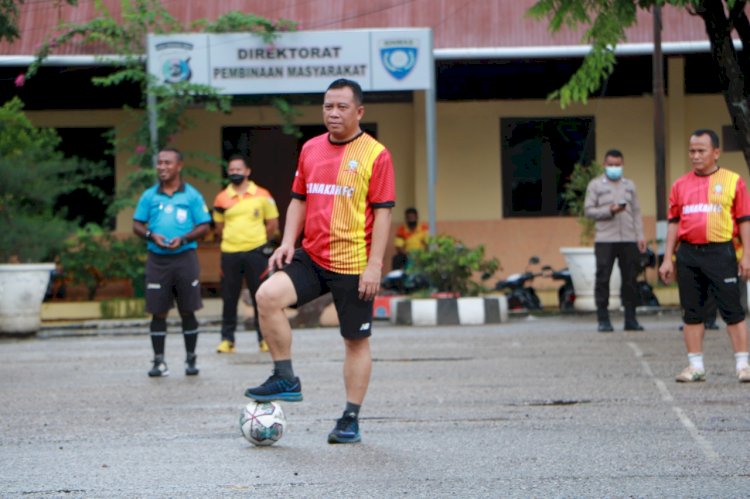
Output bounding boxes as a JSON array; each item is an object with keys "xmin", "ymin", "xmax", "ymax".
[
  {"xmin": 407, "ymin": 221, "xmax": 418, "ymax": 230},
  {"xmin": 228, "ymin": 174, "xmax": 246, "ymax": 185}
]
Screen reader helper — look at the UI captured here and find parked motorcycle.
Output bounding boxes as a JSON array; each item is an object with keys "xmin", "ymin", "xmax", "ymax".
[
  {"xmin": 495, "ymin": 256, "xmax": 544, "ymax": 311},
  {"xmin": 545, "ymin": 265, "xmax": 576, "ymax": 311},
  {"xmin": 637, "ymin": 248, "xmax": 660, "ymax": 307}
]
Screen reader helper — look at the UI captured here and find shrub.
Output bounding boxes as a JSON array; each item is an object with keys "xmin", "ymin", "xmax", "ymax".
[
  {"xmin": 561, "ymin": 161, "xmax": 603, "ymax": 245},
  {"xmin": 408, "ymin": 235, "xmax": 500, "ymax": 296}
]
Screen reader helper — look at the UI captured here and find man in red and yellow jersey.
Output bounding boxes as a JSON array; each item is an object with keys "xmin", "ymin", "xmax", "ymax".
[
  {"xmin": 659, "ymin": 129, "xmax": 750, "ymax": 383},
  {"xmin": 244, "ymin": 79, "xmax": 395, "ymax": 445},
  {"xmin": 391, "ymin": 207, "xmax": 429, "ymax": 270},
  {"xmin": 213, "ymin": 154, "xmax": 279, "ymax": 354}
]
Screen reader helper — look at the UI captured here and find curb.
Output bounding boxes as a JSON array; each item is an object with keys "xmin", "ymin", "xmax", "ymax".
[{"xmin": 391, "ymin": 296, "xmax": 509, "ymax": 326}]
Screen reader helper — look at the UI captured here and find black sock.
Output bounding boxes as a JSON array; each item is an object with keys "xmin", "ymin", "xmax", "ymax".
[
  {"xmin": 150, "ymin": 316, "xmax": 167, "ymax": 357},
  {"xmin": 150, "ymin": 334, "xmax": 165, "ymax": 357},
  {"xmin": 183, "ymin": 331, "xmax": 198, "ymax": 355},
  {"xmin": 344, "ymin": 402, "xmax": 361, "ymax": 418},
  {"xmin": 273, "ymin": 359, "xmax": 295, "ymax": 380}
]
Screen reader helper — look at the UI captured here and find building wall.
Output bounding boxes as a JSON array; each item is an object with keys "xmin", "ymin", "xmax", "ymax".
[{"xmin": 26, "ymin": 59, "xmax": 750, "ymax": 289}]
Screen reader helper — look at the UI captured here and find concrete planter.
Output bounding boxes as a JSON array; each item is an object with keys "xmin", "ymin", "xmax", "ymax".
[
  {"xmin": 560, "ymin": 247, "xmax": 621, "ymax": 312},
  {"xmin": 391, "ymin": 295, "xmax": 508, "ymax": 326},
  {"xmin": 0, "ymin": 263, "xmax": 55, "ymax": 335}
]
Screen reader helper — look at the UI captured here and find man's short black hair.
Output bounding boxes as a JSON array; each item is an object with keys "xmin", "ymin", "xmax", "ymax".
[
  {"xmin": 693, "ymin": 129, "xmax": 720, "ymax": 149},
  {"xmin": 326, "ymin": 79, "xmax": 364, "ymax": 106},
  {"xmin": 604, "ymin": 149, "xmax": 623, "ymax": 160},
  {"xmin": 227, "ymin": 153, "xmax": 249, "ymax": 167},
  {"xmin": 159, "ymin": 147, "xmax": 183, "ymax": 161}
]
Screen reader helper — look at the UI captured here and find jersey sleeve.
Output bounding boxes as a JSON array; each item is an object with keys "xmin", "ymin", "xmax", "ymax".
[
  {"xmin": 291, "ymin": 153, "xmax": 307, "ymax": 200},
  {"xmin": 667, "ymin": 181, "xmax": 681, "ymax": 223},
  {"xmin": 191, "ymin": 190, "xmax": 212, "ymax": 225},
  {"xmin": 368, "ymin": 148, "xmax": 396, "ymax": 208},
  {"xmin": 212, "ymin": 191, "xmax": 225, "ymax": 223},
  {"xmin": 264, "ymin": 193, "xmax": 280, "ymax": 220},
  {"xmin": 734, "ymin": 177, "xmax": 750, "ymax": 223},
  {"xmin": 133, "ymin": 190, "xmax": 151, "ymax": 223}
]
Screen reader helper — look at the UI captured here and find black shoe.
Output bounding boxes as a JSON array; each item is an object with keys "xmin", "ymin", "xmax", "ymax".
[
  {"xmin": 598, "ymin": 320, "xmax": 614, "ymax": 333},
  {"xmin": 185, "ymin": 353, "xmax": 199, "ymax": 376},
  {"xmin": 148, "ymin": 355, "xmax": 169, "ymax": 377},
  {"xmin": 244, "ymin": 374, "xmax": 303, "ymax": 402},
  {"xmin": 624, "ymin": 321, "xmax": 644, "ymax": 331},
  {"xmin": 328, "ymin": 412, "xmax": 361, "ymax": 444}
]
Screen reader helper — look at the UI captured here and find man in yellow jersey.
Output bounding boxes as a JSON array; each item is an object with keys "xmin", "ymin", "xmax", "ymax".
[
  {"xmin": 659, "ymin": 129, "xmax": 750, "ymax": 383},
  {"xmin": 213, "ymin": 154, "xmax": 279, "ymax": 353}
]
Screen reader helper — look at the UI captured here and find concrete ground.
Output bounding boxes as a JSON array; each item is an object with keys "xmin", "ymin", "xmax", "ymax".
[{"xmin": 1, "ymin": 310, "xmax": 750, "ymax": 498}]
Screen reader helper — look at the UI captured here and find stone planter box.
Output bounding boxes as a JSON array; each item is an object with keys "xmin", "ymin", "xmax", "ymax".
[{"xmin": 391, "ymin": 296, "xmax": 508, "ymax": 326}]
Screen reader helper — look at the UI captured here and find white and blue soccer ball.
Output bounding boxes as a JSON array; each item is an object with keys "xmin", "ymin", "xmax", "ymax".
[{"xmin": 240, "ymin": 401, "xmax": 287, "ymax": 446}]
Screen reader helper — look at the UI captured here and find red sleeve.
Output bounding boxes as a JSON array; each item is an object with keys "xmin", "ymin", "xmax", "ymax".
[
  {"xmin": 734, "ymin": 177, "xmax": 750, "ymax": 222},
  {"xmin": 667, "ymin": 181, "xmax": 681, "ymax": 222},
  {"xmin": 368, "ymin": 149, "xmax": 396, "ymax": 208},
  {"xmin": 291, "ymin": 154, "xmax": 306, "ymax": 198}
]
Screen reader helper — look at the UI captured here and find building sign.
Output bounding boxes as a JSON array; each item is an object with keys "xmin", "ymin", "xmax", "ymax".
[{"xmin": 147, "ymin": 29, "xmax": 432, "ymax": 94}]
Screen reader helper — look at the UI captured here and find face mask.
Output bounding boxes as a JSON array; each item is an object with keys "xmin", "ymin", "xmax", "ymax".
[
  {"xmin": 407, "ymin": 221, "xmax": 418, "ymax": 230},
  {"xmin": 228, "ymin": 174, "xmax": 246, "ymax": 185},
  {"xmin": 605, "ymin": 166, "xmax": 623, "ymax": 181}
]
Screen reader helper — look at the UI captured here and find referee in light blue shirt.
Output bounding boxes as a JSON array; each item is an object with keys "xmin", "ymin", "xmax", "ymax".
[{"xmin": 133, "ymin": 148, "xmax": 211, "ymax": 378}]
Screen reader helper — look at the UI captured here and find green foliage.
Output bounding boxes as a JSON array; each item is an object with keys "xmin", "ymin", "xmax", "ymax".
[
  {"xmin": 26, "ymin": 0, "xmax": 299, "ymax": 214},
  {"xmin": 561, "ymin": 161, "xmax": 603, "ymax": 245},
  {"xmin": 408, "ymin": 235, "xmax": 500, "ymax": 296},
  {"xmin": 0, "ymin": 97, "xmax": 108, "ymax": 262},
  {"xmin": 60, "ymin": 223, "xmax": 146, "ymax": 300}
]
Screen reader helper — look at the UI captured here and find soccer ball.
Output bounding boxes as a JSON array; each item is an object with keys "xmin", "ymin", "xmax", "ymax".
[{"xmin": 240, "ymin": 401, "xmax": 287, "ymax": 446}]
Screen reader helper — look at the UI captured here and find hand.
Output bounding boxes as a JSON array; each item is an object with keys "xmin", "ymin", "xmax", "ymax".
[
  {"xmin": 638, "ymin": 239, "xmax": 647, "ymax": 253},
  {"xmin": 358, "ymin": 263, "xmax": 382, "ymax": 301},
  {"xmin": 609, "ymin": 203, "xmax": 626, "ymax": 215},
  {"xmin": 269, "ymin": 244, "xmax": 295, "ymax": 272},
  {"xmin": 659, "ymin": 259, "xmax": 674, "ymax": 284},
  {"xmin": 151, "ymin": 233, "xmax": 170, "ymax": 248},
  {"xmin": 739, "ymin": 254, "xmax": 750, "ymax": 280}
]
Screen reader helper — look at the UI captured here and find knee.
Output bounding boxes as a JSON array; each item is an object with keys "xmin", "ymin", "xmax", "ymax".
[{"xmin": 255, "ymin": 281, "xmax": 287, "ymax": 312}]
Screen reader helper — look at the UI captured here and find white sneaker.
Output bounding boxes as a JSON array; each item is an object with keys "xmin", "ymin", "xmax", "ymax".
[
  {"xmin": 675, "ymin": 366, "xmax": 705, "ymax": 382},
  {"xmin": 737, "ymin": 366, "xmax": 750, "ymax": 382}
]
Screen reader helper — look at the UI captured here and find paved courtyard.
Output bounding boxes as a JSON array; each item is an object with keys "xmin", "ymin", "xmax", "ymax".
[{"xmin": 1, "ymin": 311, "xmax": 749, "ymax": 497}]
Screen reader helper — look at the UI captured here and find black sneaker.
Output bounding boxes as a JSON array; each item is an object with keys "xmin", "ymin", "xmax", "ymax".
[
  {"xmin": 597, "ymin": 320, "xmax": 614, "ymax": 333},
  {"xmin": 244, "ymin": 374, "xmax": 302, "ymax": 402},
  {"xmin": 328, "ymin": 412, "xmax": 361, "ymax": 444},
  {"xmin": 148, "ymin": 355, "xmax": 169, "ymax": 377},
  {"xmin": 185, "ymin": 353, "xmax": 199, "ymax": 376}
]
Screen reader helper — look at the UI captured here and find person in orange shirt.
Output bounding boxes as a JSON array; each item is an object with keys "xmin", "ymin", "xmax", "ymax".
[
  {"xmin": 213, "ymin": 154, "xmax": 279, "ymax": 354},
  {"xmin": 391, "ymin": 207, "xmax": 428, "ymax": 270}
]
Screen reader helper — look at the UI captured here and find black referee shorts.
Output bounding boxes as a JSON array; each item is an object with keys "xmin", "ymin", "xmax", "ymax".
[
  {"xmin": 144, "ymin": 249, "xmax": 203, "ymax": 315},
  {"xmin": 281, "ymin": 249, "xmax": 373, "ymax": 339},
  {"xmin": 676, "ymin": 241, "xmax": 744, "ymax": 325}
]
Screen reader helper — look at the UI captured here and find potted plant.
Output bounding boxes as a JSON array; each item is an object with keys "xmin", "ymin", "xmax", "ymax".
[
  {"xmin": 0, "ymin": 97, "xmax": 106, "ymax": 335},
  {"xmin": 391, "ymin": 234, "xmax": 506, "ymax": 325},
  {"xmin": 559, "ymin": 161, "xmax": 621, "ymax": 311}
]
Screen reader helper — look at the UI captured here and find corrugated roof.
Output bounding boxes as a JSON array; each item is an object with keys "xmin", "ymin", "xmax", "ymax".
[{"xmin": 0, "ymin": 0, "xmax": 725, "ymax": 57}]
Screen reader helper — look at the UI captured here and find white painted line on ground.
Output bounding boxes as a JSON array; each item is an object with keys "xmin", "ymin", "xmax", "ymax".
[{"xmin": 627, "ymin": 341, "xmax": 719, "ymax": 463}]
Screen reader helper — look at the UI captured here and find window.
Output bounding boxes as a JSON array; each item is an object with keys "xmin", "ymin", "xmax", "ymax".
[{"xmin": 501, "ymin": 117, "xmax": 595, "ymax": 217}]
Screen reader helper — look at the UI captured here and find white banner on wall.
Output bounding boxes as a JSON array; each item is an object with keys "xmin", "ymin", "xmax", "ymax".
[{"xmin": 147, "ymin": 28, "xmax": 432, "ymax": 94}]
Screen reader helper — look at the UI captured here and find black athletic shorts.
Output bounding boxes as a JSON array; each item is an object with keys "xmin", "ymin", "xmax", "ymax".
[
  {"xmin": 281, "ymin": 249, "xmax": 373, "ymax": 339},
  {"xmin": 676, "ymin": 241, "xmax": 744, "ymax": 325},
  {"xmin": 144, "ymin": 249, "xmax": 203, "ymax": 315}
]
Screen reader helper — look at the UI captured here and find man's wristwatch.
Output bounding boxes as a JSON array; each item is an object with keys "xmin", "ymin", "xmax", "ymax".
[{"xmin": 144, "ymin": 230, "xmax": 152, "ymax": 241}]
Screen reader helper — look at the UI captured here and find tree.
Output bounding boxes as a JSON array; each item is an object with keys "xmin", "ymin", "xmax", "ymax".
[
  {"xmin": 529, "ymin": 0, "xmax": 750, "ymax": 171},
  {"xmin": 0, "ymin": 0, "xmax": 77, "ymax": 42}
]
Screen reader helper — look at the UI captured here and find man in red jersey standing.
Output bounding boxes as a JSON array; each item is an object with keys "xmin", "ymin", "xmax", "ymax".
[
  {"xmin": 659, "ymin": 129, "xmax": 750, "ymax": 383},
  {"xmin": 244, "ymin": 79, "xmax": 395, "ymax": 443}
]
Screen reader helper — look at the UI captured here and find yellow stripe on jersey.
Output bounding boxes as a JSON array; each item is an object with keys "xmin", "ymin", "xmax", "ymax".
[
  {"xmin": 706, "ymin": 169, "xmax": 739, "ymax": 242},
  {"xmin": 329, "ymin": 136, "xmax": 385, "ymax": 274}
]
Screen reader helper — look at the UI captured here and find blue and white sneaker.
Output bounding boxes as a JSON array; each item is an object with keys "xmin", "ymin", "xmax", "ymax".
[
  {"xmin": 327, "ymin": 412, "xmax": 361, "ymax": 444},
  {"xmin": 244, "ymin": 374, "xmax": 302, "ymax": 402}
]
